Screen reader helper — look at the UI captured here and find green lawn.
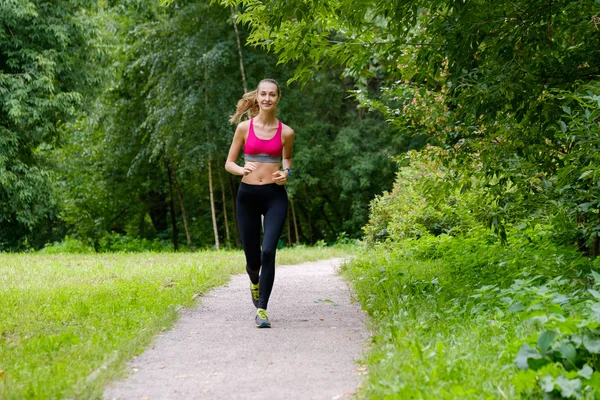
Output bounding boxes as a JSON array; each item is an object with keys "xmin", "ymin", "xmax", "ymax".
[{"xmin": 0, "ymin": 246, "xmax": 352, "ymax": 399}]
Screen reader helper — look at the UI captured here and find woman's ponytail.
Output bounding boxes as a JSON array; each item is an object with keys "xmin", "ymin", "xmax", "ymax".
[{"xmin": 229, "ymin": 90, "xmax": 259, "ymax": 125}]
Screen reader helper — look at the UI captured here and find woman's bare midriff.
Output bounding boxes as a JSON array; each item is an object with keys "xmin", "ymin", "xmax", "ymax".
[{"xmin": 242, "ymin": 162, "xmax": 281, "ymax": 185}]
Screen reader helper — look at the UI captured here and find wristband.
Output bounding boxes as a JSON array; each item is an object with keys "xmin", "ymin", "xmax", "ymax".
[{"xmin": 285, "ymin": 168, "xmax": 292, "ymax": 176}]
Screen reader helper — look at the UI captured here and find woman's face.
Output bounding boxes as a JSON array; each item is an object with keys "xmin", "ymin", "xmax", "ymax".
[{"xmin": 257, "ymin": 82, "xmax": 280, "ymax": 113}]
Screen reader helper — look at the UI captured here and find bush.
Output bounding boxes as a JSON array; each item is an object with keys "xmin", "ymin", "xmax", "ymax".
[
  {"xmin": 40, "ymin": 233, "xmax": 174, "ymax": 253},
  {"xmin": 39, "ymin": 236, "xmax": 94, "ymax": 254},
  {"xmin": 363, "ymin": 149, "xmax": 480, "ymax": 244},
  {"xmin": 341, "ymin": 222, "xmax": 597, "ymax": 398}
]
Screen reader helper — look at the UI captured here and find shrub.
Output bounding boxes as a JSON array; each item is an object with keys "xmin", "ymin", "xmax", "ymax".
[
  {"xmin": 363, "ymin": 149, "xmax": 480, "ymax": 244},
  {"xmin": 40, "ymin": 233, "xmax": 174, "ymax": 253}
]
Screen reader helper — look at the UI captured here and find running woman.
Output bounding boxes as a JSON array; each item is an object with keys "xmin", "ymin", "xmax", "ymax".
[{"xmin": 225, "ymin": 78, "xmax": 295, "ymax": 328}]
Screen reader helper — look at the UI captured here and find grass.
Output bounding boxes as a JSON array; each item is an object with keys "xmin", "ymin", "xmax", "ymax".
[
  {"xmin": 0, "ymin": 245, "xmax": 353, "ymax": 399},
  {"xmin": 339, "ymin": 231, "xmax": 593, "ymax": 399}
]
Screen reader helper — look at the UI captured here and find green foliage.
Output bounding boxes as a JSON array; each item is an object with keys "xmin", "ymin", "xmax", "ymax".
[
  {"xmin": 342, "ymin": 226, "xmax": 595, "ymax": 398},
  {"xmin": 0, "ymin": 0, "xmax": 104, "ymax": 248},
  {"xmin": 364, "ymin": 149, "xmax": 479, "ymax": 243},
  {"xmin": 476, "ymin": 270, "xmax": 600, "ymax": 398},
  {"xmin": 39, "ymin": 234, "xmax": 174, "ymax": 254},
  {"xmin": 217, "ymin": 0, "xmax": 600, "ymax": 253}
]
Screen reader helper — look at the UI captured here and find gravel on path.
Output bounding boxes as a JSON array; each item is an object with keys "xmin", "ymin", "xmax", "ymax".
[{"xmin": 104, "ymin": 258, "xmax": 369, "ymax": 400}]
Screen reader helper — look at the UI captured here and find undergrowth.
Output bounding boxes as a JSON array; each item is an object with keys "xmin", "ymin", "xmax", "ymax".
[{"xmin": 342, "ymin": 226, "xmax": 600, "ymax": 399}]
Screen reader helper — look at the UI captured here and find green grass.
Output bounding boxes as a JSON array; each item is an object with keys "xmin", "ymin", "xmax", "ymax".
[
  {"xmin": 340, "ymin": 231, "xmax": 593, "ymax": 399},
  {"xmin": 0, "ymin": 246, "xmax": 353, "ymax": 399}
]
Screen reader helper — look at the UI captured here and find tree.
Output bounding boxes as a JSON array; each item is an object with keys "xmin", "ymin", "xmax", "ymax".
[
  {"xmin": 0, "ymin": 0, "xmax": 106, "ymax": 250},
  {"xmin": 215, "ymin": 0, "xmax": 600, "ymax": 252}
]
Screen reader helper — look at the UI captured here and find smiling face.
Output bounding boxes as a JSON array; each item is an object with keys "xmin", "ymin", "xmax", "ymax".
[{"xmin": 256, "ymin": 81, "xmax": 280, "ymax": 113}]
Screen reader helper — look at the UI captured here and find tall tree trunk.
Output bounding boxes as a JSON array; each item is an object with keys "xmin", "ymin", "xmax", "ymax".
[
  {"xmin": 232, "ymin": 10, "xmax": 248, "ymax": 93},
  {"xmin": 291, "ymin": 198, "xmax": 300, "ymax": 244},
  {"xmin": 228, "ymin": 174, "xmax": 241, "ymax": 247},
  {"xmin": 204, "ymin": 59, "xmax": 220, "ymax": 251},
  {"xmin": 216, "ymin": 157, "xmax": 231, "ymax": 247},
  {"xmin": 287, "ymin": 206, "xmax": 292, "ymax": 246},
  {"xmin": 166, "ymin": 162, "xmax": 179, "ymax": 252},
  {"xmin": 208, "ymin": 159, "xmax": 220, "ymax": 250},
  {"xmin": 174, "ymin": 174, "xmax": 193, "ymax": 249}
]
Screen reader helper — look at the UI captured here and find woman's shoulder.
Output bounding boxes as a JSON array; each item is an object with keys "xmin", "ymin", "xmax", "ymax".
[
  {"xmin": 235, "ymin": 119, "xmax": 251, "ymax": 134},
  {"xmin": 238, "ymin": 119, "xmax": 251, "ymax": 129},
  {"xmin": 279, "ymin": 121, "xmax": 295, "ymax": 137}
]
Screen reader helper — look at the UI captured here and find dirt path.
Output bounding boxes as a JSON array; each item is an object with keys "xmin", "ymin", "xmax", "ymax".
[{"xmin": 104, "ymin": 258, "xmax": 369, "ymax": 400}]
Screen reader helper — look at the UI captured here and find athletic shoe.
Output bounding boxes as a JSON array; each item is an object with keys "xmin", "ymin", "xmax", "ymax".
[
  {"xmin": 255, "ymin": 308, "xmax": 271, "ymax": 328},
  {"xmin": 250, "ymin": 282, "xmax": 260, "ymax": 308}
]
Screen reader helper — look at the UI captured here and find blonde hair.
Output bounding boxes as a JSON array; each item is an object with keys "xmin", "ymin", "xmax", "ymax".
[{"xmin": 229, "ymin": 78, "xmax": 280, "ymax": 124}]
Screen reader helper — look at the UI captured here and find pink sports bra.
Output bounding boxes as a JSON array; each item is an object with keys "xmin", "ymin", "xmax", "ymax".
[{"xmin": 244, "ymin": 118, "xmax": 283, "ymax": 163}]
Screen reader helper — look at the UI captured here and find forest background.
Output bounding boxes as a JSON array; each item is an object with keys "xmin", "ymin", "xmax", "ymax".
[
  {"xmin": 1, "ymin": 0, "xmax": 418, "ymax": 253},
  {"xmin": 3, "ymin": 0, "xmax": 600, "ymax": 398}
]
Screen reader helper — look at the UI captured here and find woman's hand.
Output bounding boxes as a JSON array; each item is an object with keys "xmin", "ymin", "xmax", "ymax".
[
  {"xmin": 243, "ymin": 162, "xmax": 257, "ymax": 176},
  {"xmin": 272, "ymin": 170, "xmax": 288, "ymax": 185}
]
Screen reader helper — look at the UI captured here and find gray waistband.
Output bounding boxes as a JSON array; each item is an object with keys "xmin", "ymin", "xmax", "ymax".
[{"xmin": 244, "ymin": 153, "xmax": 282, "ymax": 163}]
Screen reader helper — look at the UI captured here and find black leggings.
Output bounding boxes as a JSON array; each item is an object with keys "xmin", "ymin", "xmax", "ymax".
[{"xmin": 236, "ymin": 182, "xmax": 288, "ymax": 309}]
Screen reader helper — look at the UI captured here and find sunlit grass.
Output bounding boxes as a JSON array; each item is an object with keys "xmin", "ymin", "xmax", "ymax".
[
  {"xmin": 0, "ymin": 246, "xmax": 354, "ymax": 399},
  {"xmin": 339, "ymin": 238, "xmax": 550, "ymax": 399}
]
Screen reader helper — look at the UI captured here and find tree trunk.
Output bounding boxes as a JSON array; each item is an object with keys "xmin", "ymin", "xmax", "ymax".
[
  {"xmin": 166, "ymin": 162, "xmax": 179, "ymax": 252},
  {"xmin": 174, "ymin": 174, "xmax": 193, "ymax": 249},
  {"xmin": 217, "ymin": 157, "xmax": 231, "ymax": 247},
  {"xmin": 291, "ymin": 198, "xmax": 300, "ymax": 244},
  {"xmin": 287, "ymin": 206, "xmax": 292, "ymax": 246},
  {"xmin": 232, "ymin": 10, "xmax": 248, "ymax": 93},
  {"xmin": 208, "ymin": 159, "xmax": 220, "ymax": 250}
]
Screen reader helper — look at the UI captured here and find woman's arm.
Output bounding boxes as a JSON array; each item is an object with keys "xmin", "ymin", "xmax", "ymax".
[
  {"xmin": 273, "ymin": 126, "xmax": 295, "ymax": 185},
  {"xmin": 281, "ymin": 126, "xmax": 295, "ymax": 174},
  {"xmin": 225, "ymin": 121, "xmax": 256, "ymax": 176}
]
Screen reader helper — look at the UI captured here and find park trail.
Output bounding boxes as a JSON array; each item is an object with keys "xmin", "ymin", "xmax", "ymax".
[{"xmin": 104, "ymin": 258, "xmax": 369, "ymax": 400}]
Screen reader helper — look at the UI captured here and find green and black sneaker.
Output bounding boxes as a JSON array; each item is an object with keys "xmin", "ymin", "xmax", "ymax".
[
  {"xmin": 250, "ymin": 282, "xmax": 260, "ymax": 308},
  {"xmin": 255, "ymin": 308, "xmax": 271, "ymax": 328}
]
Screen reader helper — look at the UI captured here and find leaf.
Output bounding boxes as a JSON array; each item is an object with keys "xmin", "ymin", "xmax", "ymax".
[
  {"xmin": 589, "ymin": 289, "xmax": 600, "ymax": 299},
  {"xmin": 592, "ymin": 270, "xmax": 600, "ymax": 284},
  {"xmin": 508, "ymin": 301, "xmax": 525, "ymax": 313},
  {"xmin": 537, "ymin": 331, "xmax": 556, "ymax": 355},
  {"xmin": 583, "ymin": 331, "xmax": 600, "ymax": 354},
  {"xmin": 555, "ymin": 376, "xmax": 581, "ymax": 398},
  {"xmin": 578, "ymin": 365, "xmax": 593, "ymax": 380},
  {"xmin": 540, "ymin": 375, "xmax": 555, "ymax": 393},
  {"xmin": 558, "ymin": 343, "xmax": 577, "ymax": 368},
  {"xmin": 559, "ymin": 120, "xmax": 567, "ymax": 133},
  {"xmin": 314, "ymin": 298, "xmax": 338, "ymax": 306},
  {"xmin": 579, "ymin": 170, "xmax": 593, "ymax": 180},
  {"xmin": 515, "ymin": 343, "xmax": 543, "ymax": 370}
]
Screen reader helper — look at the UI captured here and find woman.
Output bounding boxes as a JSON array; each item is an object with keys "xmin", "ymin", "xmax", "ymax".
[{"xmin": 225, "ymin": 78, "xmax": 295, "ymax": 328}]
